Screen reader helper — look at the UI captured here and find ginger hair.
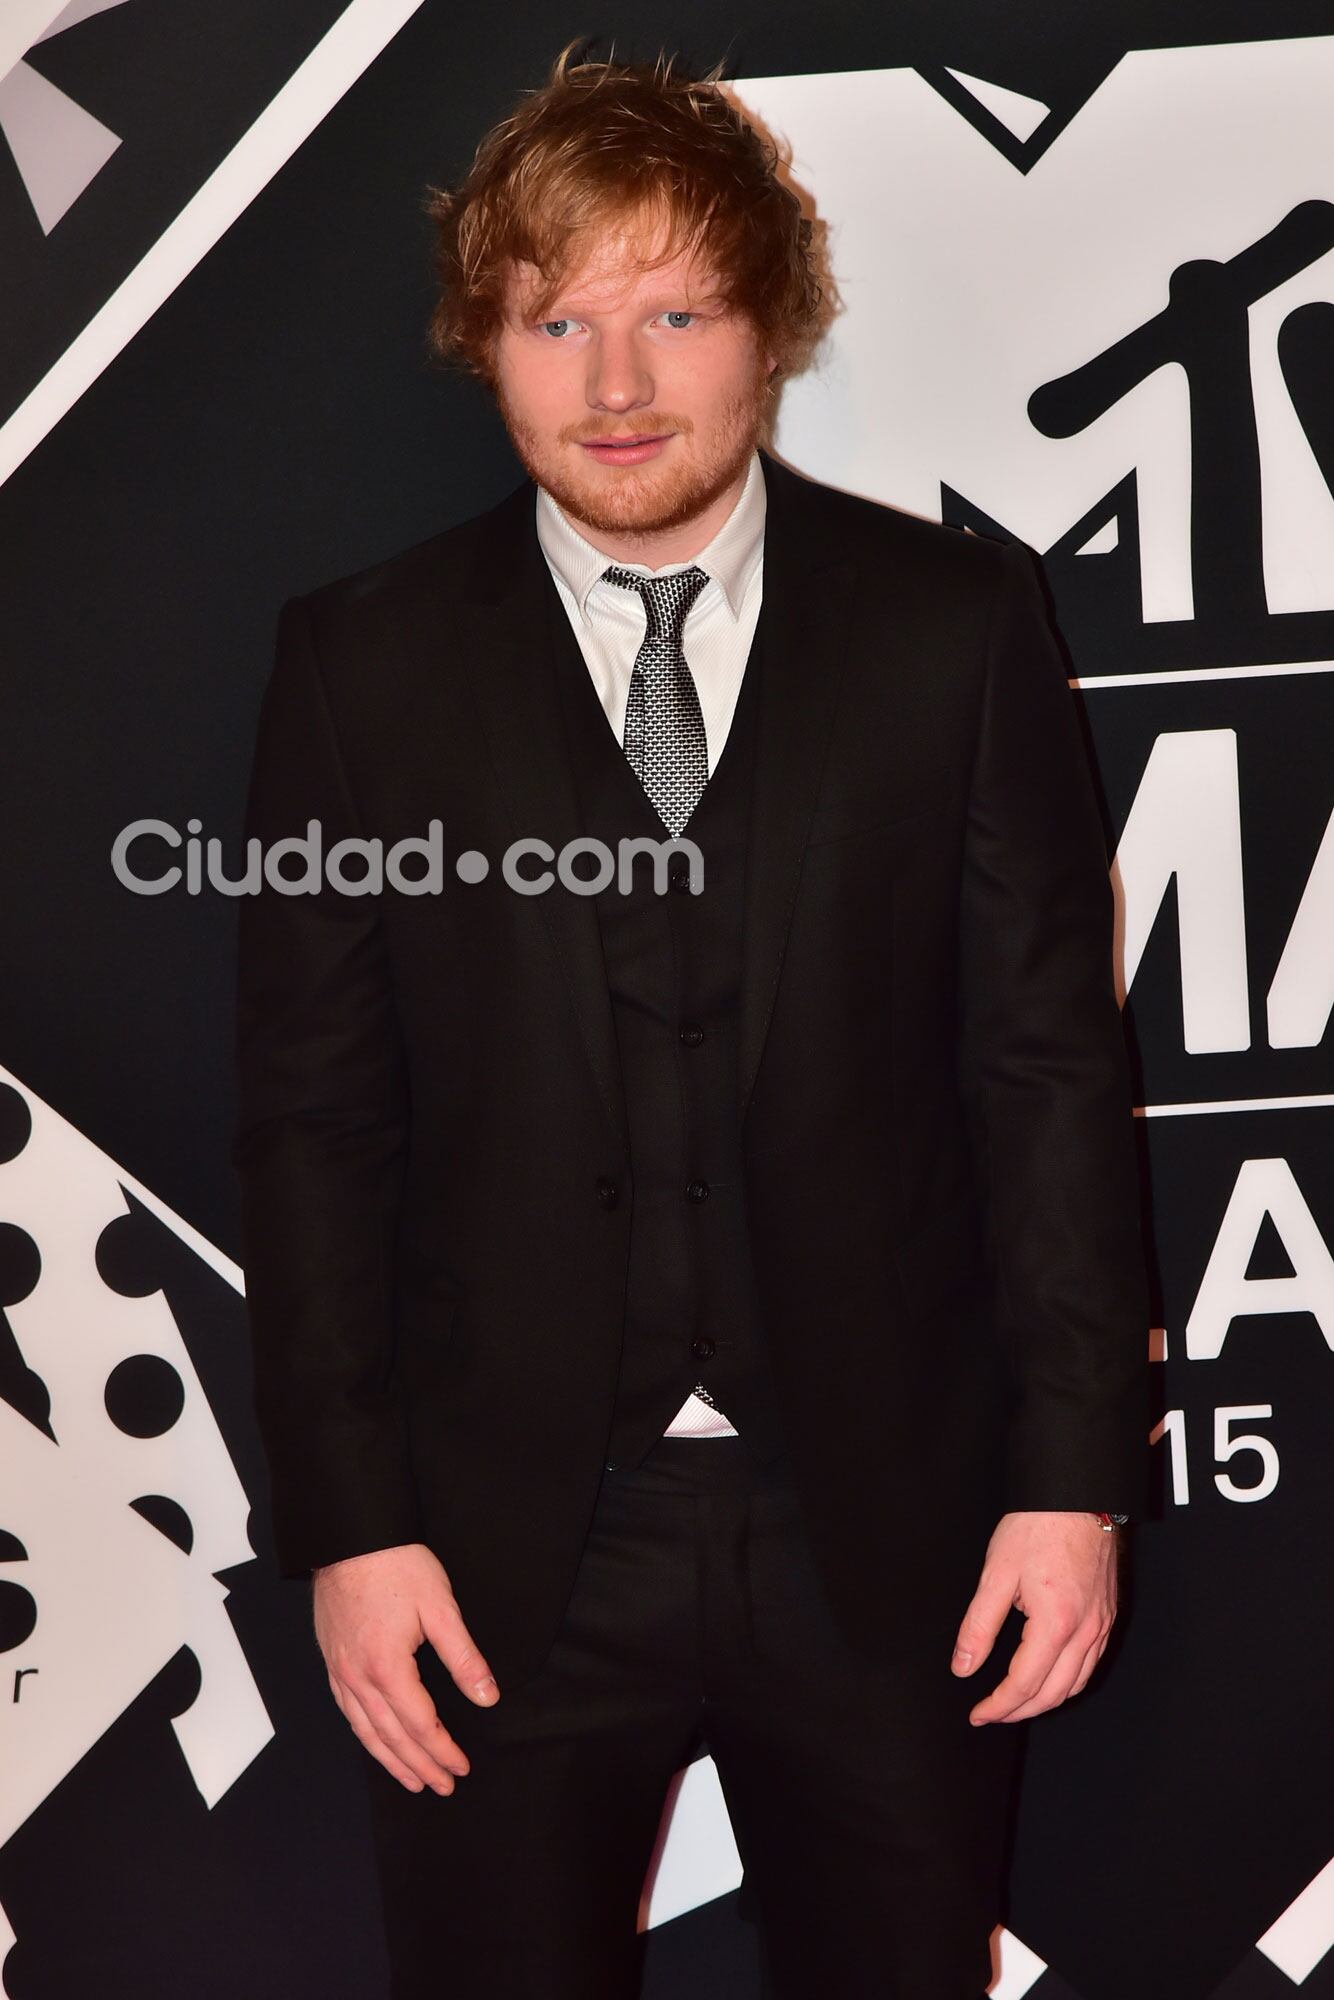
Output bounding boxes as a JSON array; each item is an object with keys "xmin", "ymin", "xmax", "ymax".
[{"xmin": 423, "ymin": 38, "xmax": 839, "ymax": 395}]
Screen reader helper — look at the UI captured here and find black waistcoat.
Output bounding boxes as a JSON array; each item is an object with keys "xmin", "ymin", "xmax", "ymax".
[{"xmin": 546, "ymin": 583, "xmax": 789, "ymax": 1472}]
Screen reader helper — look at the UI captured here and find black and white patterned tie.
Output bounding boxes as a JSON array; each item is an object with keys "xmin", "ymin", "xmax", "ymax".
[
  {"xmin": 600, "ymin": 564, "xmax": 711, "ymax": 838},
  {"xmin": 601, "ymin": 561, "xmax": 725, "ymax": 1423}
]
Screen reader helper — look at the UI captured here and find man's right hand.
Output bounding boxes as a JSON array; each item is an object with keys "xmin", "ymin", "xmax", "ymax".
[{"xmin": 312, "ymin": 1541, "xmax": 500, "ymax": 1795}]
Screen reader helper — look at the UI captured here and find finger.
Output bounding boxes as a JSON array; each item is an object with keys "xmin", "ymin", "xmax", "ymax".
[
  {"xmin": 989, "ymin": 1638, "xmax": 1088, "ymax": 1722},
  {"xmin": 991, "ymin": 1617, "xmax": 1108, "ymax": 1720},
  {"xmin": 422, "ymin": 1599, "xmax": 500, "ymax": 1708},
  {"xmin": 333, "ymin": 1680, "xmax": 435, "ymax": 1794},
  {"xmin": 381, "ymin": 1661, "xmax": 473, "ymax": 1777},
  {"xmin": 951, "ymin": 1578, "xmax": 1015, "ymax": 1674},
  {"xmin": 349, "ymin": 1637, "xmax": 472, "ymax": 1776},
  {"xmin": 968, "ymin": 1614, "xmax": 1072, "ymax": 1724},
  {"xmin": 1066, "ymin": 1629, "xmax": 1110, "ymax": 1700},
  {"xmin": 351, "ymin": 1674, "xmax": 461, "ymax": 1792}
]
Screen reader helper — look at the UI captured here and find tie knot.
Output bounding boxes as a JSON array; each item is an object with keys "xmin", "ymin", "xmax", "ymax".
[{"xmin": 601, "ymin": 563, "xmax": 710, "ymax": 643}]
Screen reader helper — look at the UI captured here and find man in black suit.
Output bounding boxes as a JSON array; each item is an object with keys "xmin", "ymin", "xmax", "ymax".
[{"xmin": 234, "ymin": 41, "xmax": 1149, "ymax": 2000}]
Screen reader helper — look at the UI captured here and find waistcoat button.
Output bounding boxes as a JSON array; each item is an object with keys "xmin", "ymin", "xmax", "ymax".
[
  {"xmin": 679, "ymin": 1023, "xmax": 705, "ymax": 1046},
  {"xmin": 685, "ymin": 1179, "xmax": 710, "ymax": 1203},
  {"xmin": 691, "ymin": 1335, "xmax": 716, "ymax": 1362},
  {"xmin": 595, "ymin": 1176, "xmax": 619, "ymax": 1209}
]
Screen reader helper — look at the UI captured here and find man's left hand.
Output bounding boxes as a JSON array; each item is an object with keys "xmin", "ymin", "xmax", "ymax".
[{"xmin": 950, "ymin": 1511, "xmax": 1118, "ymax": 1724}]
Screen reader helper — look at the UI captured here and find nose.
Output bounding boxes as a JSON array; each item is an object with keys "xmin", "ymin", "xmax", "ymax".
[{"xmin": 586, "ymin": 327, "xmax": 654, "ymax": 416}]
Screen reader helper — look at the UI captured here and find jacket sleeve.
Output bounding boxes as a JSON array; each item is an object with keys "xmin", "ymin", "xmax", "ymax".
[
  {"xmin": 232, "ymin": 594, "xmax": 423, "ymax": 1577},
  {"xmin": 955, "ymin": 539, "xmax": 1151, "ymax": 1519}
]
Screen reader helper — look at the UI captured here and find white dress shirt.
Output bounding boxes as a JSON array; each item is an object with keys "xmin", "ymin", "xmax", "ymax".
[{"xmin": 535, "ymin": 446, "xmax": 767, "ymax": 1437}]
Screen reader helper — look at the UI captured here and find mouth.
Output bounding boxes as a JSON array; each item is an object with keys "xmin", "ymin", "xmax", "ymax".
[{"xmin": 578, "ymin": 432, "xmax": 675, "ymax": 465}]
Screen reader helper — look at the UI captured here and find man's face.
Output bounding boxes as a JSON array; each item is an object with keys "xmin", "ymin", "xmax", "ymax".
[{"xmin": 491, "ymin": 214, "xmax": 776, "ymax": 539}]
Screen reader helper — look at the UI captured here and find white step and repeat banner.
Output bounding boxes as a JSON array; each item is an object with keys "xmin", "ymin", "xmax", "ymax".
[{"xmin": 0, "ymin": 6, "xmax": 1330, "ymax": 1996}]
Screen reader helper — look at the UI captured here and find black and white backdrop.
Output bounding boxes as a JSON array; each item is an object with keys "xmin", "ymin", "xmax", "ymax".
[{"xmin": 1, "ymin": 4, "xmax": 1331, "ymax": 1996}]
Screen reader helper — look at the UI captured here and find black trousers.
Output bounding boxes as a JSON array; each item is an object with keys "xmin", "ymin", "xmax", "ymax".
[{"xmin": 363, "ymin": 1436, "xmax": 1027, "ymax": 1999}]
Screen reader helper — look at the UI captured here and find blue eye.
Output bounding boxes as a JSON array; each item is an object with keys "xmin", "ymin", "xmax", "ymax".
[
  {"xmin": 539, "ymin": 319, "xmax": 574, "ymax": 338},
  {"xmin": 662, "ymin": 311, "xmax": 694, "ymax": 329}
]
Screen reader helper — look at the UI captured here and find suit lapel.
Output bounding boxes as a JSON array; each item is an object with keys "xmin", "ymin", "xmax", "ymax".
[
  {"xmin": 455, "ymin": 447, "xmax": 858, "ymax": 1150},
  {"xmin": 737, "ymin": 449, "xmax": 857, "ymax": 1120},
  {"xmin": 455, "ymin": 477, "xmax": 631, "ymax": 1153}
]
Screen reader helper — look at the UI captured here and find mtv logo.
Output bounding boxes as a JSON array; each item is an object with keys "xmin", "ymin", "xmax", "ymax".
[
  {"xmin": 744, "ymin": 40, "xmax": 1334, "ymax": 658},
  {"xmin": 0, "ymin": 1065, "xmax": 270, "ymax": 1994}
]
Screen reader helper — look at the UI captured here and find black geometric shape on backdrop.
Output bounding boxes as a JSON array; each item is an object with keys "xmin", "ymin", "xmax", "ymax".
[
  {"xmin": 97, "ymin": 1198, "xmax": 173, "ymax": 1296},
  {"xmin": 1010, "ymin": 471, "xmax": 1149, "ymax": 681},
  {"xmin": 104, "ymin": 1353, "xmax": 185, "ymax": 1438},
  {"xmin": 1243, "ymin": 1211, "xmax": 1298, "ymax": 1283},
  {"xmin": 95, "ymin": 1188, "xmax": 233, "ymax": 1313},
  {"xmin": 129, "ymin": 1493, "xmax": 194, "ymax": 1555},
  {"xmin": 934, "ymin": 478, "xmax": 1144, "ymax": 693},
  {"xmin": 158, "ymin": 1641, "xmax": 203, "ymax": 1720},
  {"xmin": 1022, "ymin": 1976, "xmax": 1092, "ymax": 2000},
  {"xmin": 0, "ymin": 1219, "xmax": 40, "ymax": 1305},
  {"xmin": 0, "ymin": 1082, "xmax": 33, "ymax": 1162},
  {"xmin": 0, "ymin": 1309, "xmax": 54, "ymax": 1441},
  {"xmin": 1030, "ymin": 200, "xmax": 1334, "ymax": 647},
  {"xmin": 937, "ymin": 487, "xmax": 1017, "ymax": 546},
  {"xmin": 1279, "ymin": 298, "xmax": 1334, "ymax": 507},
  {"xmin": 0, "ymin": 1220, "xmax": 53, "ymax": 1439},
  {"xmin": 0, "ymin": 1533, "xmax": 38, "ymax": 1653},
  {"xmin": 0, "ymin": 1578, "xmax": 38, "ymax": 1653},
  {"xmin": 915, "ymin": 58, "xmax": 1119, "ymax": 173},
  {"xmin": 0, "ymin": 1, "xmax": 349, "ymax": 428},
  {"xmin": 1210, "ymin": 1940, "xmax": 1334, "ymax": 1998}
]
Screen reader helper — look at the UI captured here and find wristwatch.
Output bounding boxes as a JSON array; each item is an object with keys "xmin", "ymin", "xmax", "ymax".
[{"xmin": 1092, "ymin": 1511, "xmax": 1129, "ymax": 1532}]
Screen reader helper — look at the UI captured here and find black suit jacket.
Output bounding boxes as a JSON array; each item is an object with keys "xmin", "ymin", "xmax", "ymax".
[{"xmin": 233, "ymin": 446, "xmax": 1151, "ymax": 1689}]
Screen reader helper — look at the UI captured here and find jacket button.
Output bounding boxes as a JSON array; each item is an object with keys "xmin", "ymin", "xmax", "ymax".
[
  {"xmin": 669, "ymin": 863, "xmax": 694, "ymax": 894},
  {"xmin": 685, "ymin": 1179, "xmax": 710, "ymax": 1203},
  {"xmin": 679, "ymin": 1022, "xmax": 705, "ymax": 1046},
  {"xmin": 595, "ymin": 1176, "xmax": 619, "ymax": 1209},
  {"xmin": 691, "ymin": 1335, "xmax": 716, "ymax": 1362}
]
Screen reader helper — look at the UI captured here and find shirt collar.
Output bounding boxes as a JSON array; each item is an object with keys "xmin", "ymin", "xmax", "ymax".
[{"xmin": 535, "ymin": 445, "xmax": 766, "ymax": 622}]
